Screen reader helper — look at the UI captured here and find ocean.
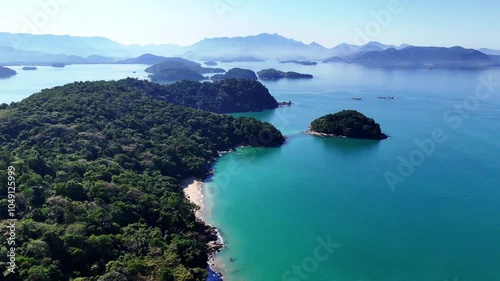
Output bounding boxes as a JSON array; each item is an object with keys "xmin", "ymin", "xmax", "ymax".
[{"xmin": 2, "ymin": 62, "xmax": 499, "ymax": 281}]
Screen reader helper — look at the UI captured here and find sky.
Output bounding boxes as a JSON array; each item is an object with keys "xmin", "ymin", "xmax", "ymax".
[{"xmin": 0, "ymin": 0, "xmax": 499, "ymax": 49}]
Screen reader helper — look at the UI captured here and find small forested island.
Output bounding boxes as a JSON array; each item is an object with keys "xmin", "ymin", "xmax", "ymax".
[
  {"xmin": 210, "ymin": 68, "xmax": 258, "ymax": 81},
  {"xmin": 22, "ymin": 66, "xmax": 38, "ymax": 70},
  {"xmin": 0, "ymin": 78, "xmax": 285, "ymax": 281},
  {"xmin": 125, "ymin": 78, "xmax": 278, "ymax": 113},
  {"xmin": 204, "ymin": 61, "xmax": 218, "ymax": 66},
  {"xmin": 257, "ymin": 68, "xmax": 313, "ymax": 80},
  {"xmin": 146, "ymin": 58, "xmax": 225, "ymax": 82},
  {"xmin": 279, "ymin": 60, "xmax": 318, "ymax": 66},
  {"xmin": 0, "ymin": 66, "xmax": 17, "ymax": 78},
  {"xmin": 308, "ymin": 110, "xmax": 388, "ymax": 140},
  {"xmin": 149, "ymin": 68, "xmax": 206, "ymax": 82},
  {"xmin": 51, "ymin": 63, "xmax": 66, "ymax": 67}
]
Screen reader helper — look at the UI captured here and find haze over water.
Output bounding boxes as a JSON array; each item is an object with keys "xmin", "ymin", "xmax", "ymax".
[{"xmin": 2, "ymin": 62, "xmax": 499, "ymax": 281}]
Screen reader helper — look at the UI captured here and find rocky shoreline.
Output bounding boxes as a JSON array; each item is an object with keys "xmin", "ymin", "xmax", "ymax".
[
  {"xmin": 305, "ymin": 130, "xmax": 348, "ymax": 138},
  {"xmin": 182, "ymin": 149, "xmax": 237, "ymax": 280}
]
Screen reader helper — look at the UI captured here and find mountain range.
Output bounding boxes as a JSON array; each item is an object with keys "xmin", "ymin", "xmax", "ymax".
[{"xmin": 1, "ymin": 32, "xmax": 499, "ymax": 68}]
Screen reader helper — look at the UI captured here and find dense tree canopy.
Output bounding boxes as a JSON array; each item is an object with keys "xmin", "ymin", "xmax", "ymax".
[
  {"xmin": 0, "ymin": 79, "xmax": 285, "ymax": 281},
  {"xmin": 310, "ymin": 110, "xmax": 387, "ymax": 140},
  {"xmin": 123, "ymin": 78, "xmax": 278, "ymax": 113},
  {"xmin": 149, "ymin": 68, "xmax": 206, "ymax": 82},
  {"xmin": 210, "ymin": 68, "xmax": 258, "ymax": 81},
  {"xmin": 0, "ymin": 66, "xmax": 16, "ymax": 78}
]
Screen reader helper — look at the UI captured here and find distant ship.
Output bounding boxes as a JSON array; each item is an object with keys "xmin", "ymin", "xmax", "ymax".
[{"xmin": 22, "ymin": 66, "xmax": 37, "ymax": 70}]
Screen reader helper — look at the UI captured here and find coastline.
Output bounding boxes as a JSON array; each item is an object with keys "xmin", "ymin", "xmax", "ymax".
[
  {"xmin": 305, "ymin": 130, "xmax": 389, "ymax": 140},
  {"xmin": 305, "ymin": 130, "xmax": 347, "ymax": 138},
  {"xmin": 182, "ymin": 177, "xmax": 226, "ymax": 280}
]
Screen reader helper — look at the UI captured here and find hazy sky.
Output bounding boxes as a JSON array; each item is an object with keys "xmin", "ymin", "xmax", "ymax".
[{"xmin": 0, "ymin": 0, "xmax": 499, "ymax": 49}]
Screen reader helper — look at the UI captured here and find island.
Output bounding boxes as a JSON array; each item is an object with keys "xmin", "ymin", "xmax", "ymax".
[
  {"xmin": 149, "ymin": 68, "xmax": 206, "ymax": 82},
  {"xmin": 308, "ymin": 110, "xmax": 388, "ymax": 140},
  {"xmin": 0, "ymin": 66, "xmax": 16, "ymax": 78},
  {"xmin": 279, "ymin": 60, "xmax": 318, "ymax": 66},
  {"xmin": 122, "ymin": 78, "xmax": 279, "ymax": 113},
  {"xmin": 0, "ymin": 78, "xmax": 285, "ymax": 281},
  {"xmin": 350, "ymin": 46, "xmax": 496, "ymax": 68},
  {"xmin": 146, "ymin": 58, "xmax": 225, "ymax": 82},
  {"xmin": 210, "ymin": 68, "xmax": 258, "ymax": 81},
  {"xmin": 257, "ymin": 68, "xmax": 313, "ymax": 80},
  {"xmin": 22, "ymin": 66, "xmax": 38, "ymax": 70},
  {"xmin": 204, "ymin": 61, "xmax": 218, "ymax": 66},
  {"xmin": 51, "ymin": 63, "xmax": 66, "ymax": 67}
]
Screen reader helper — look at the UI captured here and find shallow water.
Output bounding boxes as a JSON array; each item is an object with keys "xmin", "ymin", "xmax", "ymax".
[{"xmin": 2, "ymin": 62, "xmax": 500, "ymax": 281}]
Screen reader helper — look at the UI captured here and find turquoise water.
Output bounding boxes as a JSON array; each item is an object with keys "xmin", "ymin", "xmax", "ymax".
[
  {"xmin": 1, "ymin": 62, "xmax": 499, "ymax": 281},
  {"xmin": 201, "ymin": 63, "xmax": 500, "ymax": 281}
]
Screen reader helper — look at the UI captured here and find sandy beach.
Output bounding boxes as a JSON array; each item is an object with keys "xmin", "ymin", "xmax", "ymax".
[
  {"xmin": 182, "ymin": 178, "xmax": 204, "ymax": 218},
  {"xmin": 182, "ymin": 178, "xmax": 226, "ymax": 278}
]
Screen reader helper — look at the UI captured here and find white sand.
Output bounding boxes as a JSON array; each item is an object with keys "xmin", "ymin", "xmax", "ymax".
[{"xmin": 182, "ymin": 178, "xmax": 204, "ymax": 218}]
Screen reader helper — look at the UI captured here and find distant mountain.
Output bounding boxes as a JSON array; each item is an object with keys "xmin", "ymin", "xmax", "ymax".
[
  {"xmin": 220, "ymin": 56, "xmax": 265, "ymax": 63},
  {"xmin": 0, "ymin": 45, "xmax": 93, "ymax": 65},
  {"xmin": 86, "ymin": 55, "xmax": 116, "ymax": 63},
  {"xmin": 328, "ymin": 41, "xmax": 403, "ymax": 58},
  {"xmin": 350, "ymin": 46, "xmax": 496, "ymax": 68},
  {"xmin": 116, "ymin": 54, "xmax": 170, "ymax": 64},
  {"xmin": 181, "ymin": 33, "xmax": 333, "ymax": 61},
  {"xmin": 0, "ymin": 32, "xmax": 184, "ymax": 58},
  {"xmin": 2, "ymin": 32, "xmax": 499, "ymax": 68},
  {"xmin": 479, "ymin": 48, "xmax": 500, "ymax": 56},
  {"xmin": 0, "ymin": 66, "xmax": 16, "ymax": 78},
  {"xmin": 323, "ymin": 57, "xmax": 344, "ymax": 63}
]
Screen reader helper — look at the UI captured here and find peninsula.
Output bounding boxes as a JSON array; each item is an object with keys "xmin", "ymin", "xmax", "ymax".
[{"xmin": 0, "ymin": 79, "xmax": 285, "ymax": 281}]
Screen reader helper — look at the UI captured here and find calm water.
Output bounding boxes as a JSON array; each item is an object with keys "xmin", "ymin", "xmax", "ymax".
[
  {"xmin": 1, "ymin": 62, "xmax": 500, "ymax": 281},
  {"xmin": 202, "ymin": 62, "xmax": 500, "ymax": 281},
  {"xmin": 0, "ymin": 64, "xmax": 149, "ymax": 103}
]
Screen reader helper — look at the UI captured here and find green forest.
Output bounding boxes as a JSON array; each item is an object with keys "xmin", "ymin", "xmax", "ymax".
[
  {"xmin": 124, "ymin": 78, "xmax": 278, "ymax": 113},
  {"xmin": 310, "ymin": 110, "xmax": 387, "ymax": 140},
  {"xmin": 0, "ymin": 79, "xmax": 285, "ymax": 281}
]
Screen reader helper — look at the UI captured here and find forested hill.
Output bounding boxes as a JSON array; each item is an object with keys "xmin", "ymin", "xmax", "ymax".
[
  {"xmin": 122, "ymin": 78, "xmax": 279, "ymax": 113},
  {"xmin": 0, "ymin": 80, "xmax": 285, "ymax": 281}
]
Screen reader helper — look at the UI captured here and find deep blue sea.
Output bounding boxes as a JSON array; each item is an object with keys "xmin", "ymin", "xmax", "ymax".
[{"xmin": 2, "ymin": 62, "xmax": 499, "ymax": 281}]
